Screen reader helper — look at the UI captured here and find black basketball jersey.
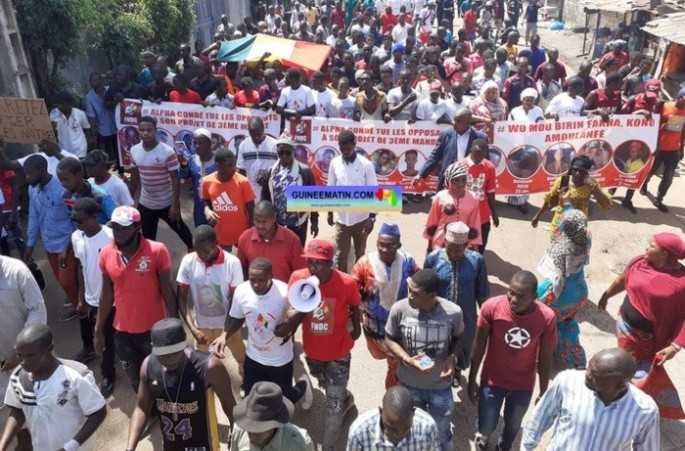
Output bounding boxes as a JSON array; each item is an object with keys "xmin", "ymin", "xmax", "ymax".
[{"xmin": 147, "ymin": 349, "xmax": 218, "ymax": 451}]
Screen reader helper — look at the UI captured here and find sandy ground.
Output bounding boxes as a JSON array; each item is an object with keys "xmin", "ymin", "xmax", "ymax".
[
  {"xmin": 3, "ymin": 21, "xmax": 685, "ymax": 451},
  {"xmin": 1, "ymin": 163, "xmax": 682, "ymax": 451}
]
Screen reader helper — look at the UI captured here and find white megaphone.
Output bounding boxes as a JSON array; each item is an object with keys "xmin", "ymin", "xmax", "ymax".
[{"xmin": 288, "ymin": 276, "xmax": 322, "ymax": 313}]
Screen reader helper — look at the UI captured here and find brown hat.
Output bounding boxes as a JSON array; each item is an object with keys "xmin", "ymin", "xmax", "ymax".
[{"xmin": 233, "ymin": 382, "xmax": 294, "ymax": 433}]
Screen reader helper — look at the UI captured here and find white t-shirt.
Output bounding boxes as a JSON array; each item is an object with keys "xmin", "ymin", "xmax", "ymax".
[
  {"xmin": 327, "ymin": 154, "xmax": 378, "ymax": 226},
  {"xmin": 392, "ymin": 23, "xmax": 409, "ymax": 45},
  {"xmin": 415, "ymin": 98, "xmax": 449, "ymax": 122},
  {"xmin": 90, "ymin": 175, "xmax": 134, "ymax": 207},
  {"xmin": 71, "ymin": 226, "xmax": 113, "ymax": 307},
  {"xmin": 18, "ymin": 150, "xmax": 78, "ymax": 177},
  {"xmin": 49, "ymin": 108, "xmax": 90, "ymax": 158},
  {"xmin": 176, "ymin": 250, "xmax": 244, "ymax": 329},
  {"xmin": 237, "ymin": 136, "xmax": 278, "ymax": 203},
  {"xmin": 228, "ymin": 279, "xmax": 292, "ymax": 367},
  {"xmin": 545, "ymin": 93, "xmax": 585, "ymax": 119},
  {"xmin": 444, "ymin": 97, "xmax": 473, "ymax": 122},
  {"xmin": 313, "ymin": 88, "xmax": 335, "ymax": 117},
  {"xmin": 5, "ymin": 362, "xmax": 106, "ymax": 451},
  {"xmin": 330, "ymin": 96, "xmax": 356, "ymax": 119},
  {"xmin": 276, "ymin": 85, "xmax": 315, "ymax": 112},
  {"xmin": 387, "ymin": 87, "xmax": 418, "ymax": 121},
  {"xmin": 130, "ymin": 142, "xmax": 180, "ymax": 210},
  {"xmin": 509, "ymin": 105, "xmax": 545, "ymax": 123}
]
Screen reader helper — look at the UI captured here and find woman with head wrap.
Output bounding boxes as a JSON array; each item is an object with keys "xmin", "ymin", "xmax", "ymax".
[
  {"xmin": 536, "ymin": 207, "xmax": 591, "ymax": 369},
  {"xmin": 469, "ymin": 80, "xmax": 508, "ymax": 141},
  {"xmin": 424, "ymin": 161, "xmax": 482, "ymax": 251},
  {"xmin": 598, "ymin": 232, "xmax": 685, "ymax": 419},
  {"xmin": 531, "ymin": 155, "xmax": 612, "ymax": 236}
]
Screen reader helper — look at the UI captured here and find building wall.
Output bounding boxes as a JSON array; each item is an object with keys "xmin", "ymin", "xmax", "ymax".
[
  {"xmin": 562, "ymin": 0, "xmax": 625, "ymax": 31},
  {"xmin": 0, "ymin": 0, "xmax": 36, "ymax": 98},
  {"xmin": 194, "ymin": 0, "xmax": 250, "ymax": 47}
]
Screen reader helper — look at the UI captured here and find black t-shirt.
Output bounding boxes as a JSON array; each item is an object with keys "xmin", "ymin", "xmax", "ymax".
[
  {"xmin": 191, "ymin": 77, "xmax": 219, "ymax": 100},
  {"xmin": 146, "ymin": 350, "xmax": 213, "ymax": 451}
]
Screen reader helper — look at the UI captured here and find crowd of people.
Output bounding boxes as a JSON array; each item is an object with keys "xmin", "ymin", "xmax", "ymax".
[{"xmin": 1, "ymin": 0, "xmax": 685, "ymax": 450}]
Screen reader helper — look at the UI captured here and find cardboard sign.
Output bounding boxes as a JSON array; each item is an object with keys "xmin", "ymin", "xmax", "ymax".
[{"xmin": 0, "ymin": 97, "xmax": 55, "ymax": 144}]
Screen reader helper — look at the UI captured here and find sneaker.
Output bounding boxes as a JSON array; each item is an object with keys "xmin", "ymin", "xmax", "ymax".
[
  {"xmin": 621, "ymin": 199, "xmax": 637, "ymax": 214},
  {"xmin": 474, "ymin": 433, "xmax": 488, "ymax": 450},
  {"xmin": 74, "ymin": 347, "xmax": 96, "ymax": 363},
  {"xmin": 640, "ymin": 185, "xmax": 648, "ymax": 196},
  {"xmin": 99, "ymin": 378, "xmax": 115, "ymax": 398},
  {"xmin": 59, "ymin": 307, "xmax": 78, "ymax": 322},
  {"xmin": 654, "ymin": 200, "xmax": 669, "ymax": 212},
  {"xmin": 298, "ymin": 373, "xmax": 313, "ymax": 411}
]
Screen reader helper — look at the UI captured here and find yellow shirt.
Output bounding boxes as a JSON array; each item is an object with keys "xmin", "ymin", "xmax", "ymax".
[{"xmin": 544, "ymin": 177, "xmax": 612, "ymax": 235}]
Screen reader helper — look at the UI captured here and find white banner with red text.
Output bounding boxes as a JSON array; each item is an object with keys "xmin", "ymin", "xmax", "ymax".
[
  {"xmin": 492, "ymin": 115, "xmax": 659, "ymax": 194},
  {"xmin": 114, "ymin": 99, "xmax": 281, "ymax": 167},
  {"xmin": 114, "ymin": 102, "xmax": 659, "ymax": 194}
]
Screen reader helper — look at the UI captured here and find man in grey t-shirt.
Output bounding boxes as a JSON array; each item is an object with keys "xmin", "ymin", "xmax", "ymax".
[{"xmin": 385, "ymin": 269, "xmax": 463, "ymax": 451}]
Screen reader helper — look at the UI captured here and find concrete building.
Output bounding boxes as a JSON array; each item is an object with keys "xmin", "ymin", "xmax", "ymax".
[
  {"xmin": 0, "ymin": 0, "xmax": 36, "ymax": 98},
  {"xmin": 194, "ymin": 0, "xmax": 250, "ymax": 47}
]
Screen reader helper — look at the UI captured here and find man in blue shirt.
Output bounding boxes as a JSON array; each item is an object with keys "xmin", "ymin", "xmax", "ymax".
[
  {"xmin": 85, "ymin": 73, "xmax": 119, "ymax": 171},
  {"xmin": 56, "ymin": 157, "xmax": 116, "ymax": 224},
  {"xmin": 525, "ymin": 34, "xmax": 546, "ymax": 74},
  {"xmin": 23, "ymin": 155, "xmax": 79, "ymax": 321},
  {"xmin": 424, "ymin": 222, "xmax": 489, "ymax": 378}
]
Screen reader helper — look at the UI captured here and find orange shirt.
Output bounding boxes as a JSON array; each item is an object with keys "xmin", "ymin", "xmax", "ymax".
[
  {"xmin": 201, "ymin": 172, "xmax": 255, "ymax": 246},
  {"xmin": 658, "ymin": 102, "xmax": 685, "ymax": 152}
]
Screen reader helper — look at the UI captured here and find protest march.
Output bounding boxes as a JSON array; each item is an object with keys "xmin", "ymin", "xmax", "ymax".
[{"xmin": 0, "ymin": 0, "xmax": 684, "ymax": 450}]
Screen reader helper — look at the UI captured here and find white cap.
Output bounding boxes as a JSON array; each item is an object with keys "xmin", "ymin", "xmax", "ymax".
[
  {"xmin": 520, "ymin": 88, "xmax": 538, "ymax": 101},
  {"xmin": 193, "ymin": 128, "xmax": 212, "ymax": 140},
  {"xmin": 445, "ymin": 221, "xmax": 470, "ymax": 244}
]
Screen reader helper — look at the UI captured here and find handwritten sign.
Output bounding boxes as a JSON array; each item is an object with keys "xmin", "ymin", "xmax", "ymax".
[{"xmin": 0, "ymin": 97, "xmax": 55, "ymax": 144}]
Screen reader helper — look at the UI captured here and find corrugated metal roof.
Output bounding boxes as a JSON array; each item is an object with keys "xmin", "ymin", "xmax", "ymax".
[
  {"xmin": 642, "ymin": 11, "xmax": 685, "ymax": 45},
  {"xmin": 579, "ymin": 0, "xmax": 651, "ymax": 13}
]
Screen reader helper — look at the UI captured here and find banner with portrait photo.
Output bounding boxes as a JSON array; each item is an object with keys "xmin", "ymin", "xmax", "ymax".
[
  {"xmin": 114, "ymin": 99, "xmax": 281, "ymax": 167},
  {"xmin": 288, "ymin": 117, "xmax": 448, "ymax": 194},
  {"xmin": 492, "ymin": 115, "xmax": 660, "ymax": 195}
]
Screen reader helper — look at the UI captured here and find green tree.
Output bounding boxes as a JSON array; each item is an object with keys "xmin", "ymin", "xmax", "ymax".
[
  {"xmin": 142, "ymin": 0, "xmax": 195, "ymax": 61},
  {"xmin": 16, "ymin": 0, "xmax": 91, "ymax": 98}
]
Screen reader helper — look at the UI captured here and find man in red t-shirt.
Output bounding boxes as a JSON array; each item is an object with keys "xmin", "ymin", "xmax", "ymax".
[
  {"xmin": 277, "ymin": 239, "xmax": 361, "ymax": 451},
  {"xmin": 468, "ymin": 271, "xmax": 556, "ymax": 451},
  {"xmin": 464, "ymin": 139, "xmax": 499, "ymax": 253},
  {"xmin": 380, "ymin": 6, "xmax": 397, "ymax": 34},
  {"xmin": 169, "ymin": 74, "xmax": 203, "ymax": 104},
  {"xmin": 95, "ymin": 206, "xmax": 178, "ymax": 392},
  {"xmin": 233, "ymin": 76, "xmax": 264, "ymax": 108}
]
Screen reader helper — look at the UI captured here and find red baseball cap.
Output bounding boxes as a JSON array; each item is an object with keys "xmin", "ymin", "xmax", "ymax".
[{"xmin": 302, "ymin": 239, "xmax": 335, "ymax": 261}]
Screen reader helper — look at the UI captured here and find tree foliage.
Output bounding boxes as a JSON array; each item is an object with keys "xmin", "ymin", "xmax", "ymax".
[
  {"xmin": 141, "ymin": 0, "xmax": 195, "ymax": 60},
  {"xmin": 15, "ymin": 0, "xmax": 89, "ymax": 97},
  {"xmin": 16, "ymin": 0, "xmax": 195, "ymax": 98}
]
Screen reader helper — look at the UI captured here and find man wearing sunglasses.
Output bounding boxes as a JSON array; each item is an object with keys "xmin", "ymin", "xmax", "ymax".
[{"xmin": 261, "ymin": 134, "xmax": 319, "ymax": 246}]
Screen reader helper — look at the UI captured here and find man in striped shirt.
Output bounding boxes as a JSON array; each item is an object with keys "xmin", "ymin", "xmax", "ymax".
[
  {"xmin": 129, "ymin": 115, "xmax": 193, "ymax": 250},
  {"xmin": 521, "ymin": 348, "xmax": 660, "ymax": 451},
  {"xmin": 346, "ymin": 385, "xmax": 440, "ymax": 450}
]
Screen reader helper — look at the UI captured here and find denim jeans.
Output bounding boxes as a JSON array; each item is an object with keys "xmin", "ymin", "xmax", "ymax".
[
  {"xmin": 406, "ymin": 385, "xmax": 454, "ymax": 451},
  {"xmin": 306, "ymin": 355, "xmax": 352, "ymax": 451},
  {"xmin": 477, "ymin": 385, "xmax": 533, "ymax": 451}
]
